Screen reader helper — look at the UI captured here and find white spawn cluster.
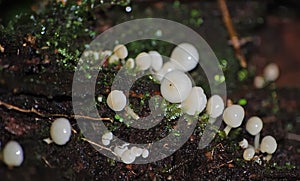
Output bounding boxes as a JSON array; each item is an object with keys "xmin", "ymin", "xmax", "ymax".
[
  {"xmin": 107, "ymin": 43, "xmax": 208, "ymax": 116},
  {"xmin": 254, "ymin": 63, "xmax": 280, "ymax": 89},
  {"xmin": 100, "ymin": 131, "xmax": 149, "ymax": 164},
  {"xmin": 239, "ymin": 116, "xmax": 277, "ymax": 163},
  {"xmin": 105, "ymin": 43, "xmax": 277, "ymax": 164}
]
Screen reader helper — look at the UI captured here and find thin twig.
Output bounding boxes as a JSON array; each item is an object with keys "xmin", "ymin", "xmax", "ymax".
[
  {"xmin": 81, "ymin": 138, "xmax": 119, "ymax": 157},
  {"xmin": 0, "ymin": 100, "xmax": 113, "ymax": 122},
  {"xmin": 218, "ymin": 0, "xmax": 247, "ymax": 68}
]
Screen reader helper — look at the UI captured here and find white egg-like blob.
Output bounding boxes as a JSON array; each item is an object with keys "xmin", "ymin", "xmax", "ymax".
[
  {"xmin": 223, "ymin": 104, "xmax": 245, "ymax": 128},
  {"xmin": 3, "ymin": 141, "xmax": 24, "ymax": 167},
  {"xmin": 107, "ymin": 90, "xmax": 127, "ymax": 111},
  {"xmin": 254, "ymin": 76, "xmax": 265, "ymax": 89},
  {"xmin": 125, "ymin": 58, "xmax": 135, "ymax": 69},
  {"xmin": 154, "ymin": 61, "xmax": 177, "ymax": 82},
  {"xmin": 102, "ymin": 132, "xmax": 113, "ymax": 140},
  {"xmin": 108, "ymin": 54, "xmax": 119, "ymax": 64},
  {"xmin": 246, "ymin": 116, "xmax": 263, "ymax": 136},
  {"xmin": 130, "ymin": 146, "xmax": 143, "ymax": 157},
  {"xmin": 149, "ymin": 51, "xmax": 163, "ymax": 71},
  {"xmin": 50, "ymin": 118, "xmax": 72, "ymax": 145},
  {"xmin": 114, "ymin": 145, "xmax": 128, "ymax": 157},
  {"xmin": 161, "ymin": 70, "xmax": 192, "ymax": 103},
  {"xmin": 113, "ymin": 44, "xmax": 128, "ymax": 59},
  {"xmin": 121, "ymin": 149, "xmax": 136, "ymax": 164},
  {"xmin": 101, "ymin": 139, "xmax": 110, "ymax": 146},
  {"xmin": 243, "ymin": 147, "xmax": 255, "ymax": 161},
  {"xmin": 260, "ymin": 135, "xmax": 277, "ymax": 154},
  {"xmin": 181, "ymin": 86, "xmax": 207, "ymax": 115},
  {"xmin": 206, "ymin": 95, "xmax": 225, "ymax": 118},
  {"xmin": 136, "ymin": 52, "xmax": 152, "ymax": 70},
  {"xmin": 142, "ymin": 149, "xmax": 149, "ymax": 158},
  {"xmin": 263, "ymin": 63, "xmax": 279, "ymax": 81},
  {"xmin": 170, "ymin": 43, "xmax": 199, "ymax": 72}
]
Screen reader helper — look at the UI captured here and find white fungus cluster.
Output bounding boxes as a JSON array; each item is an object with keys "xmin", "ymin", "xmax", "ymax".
[
  {"xmin": 112, "ymin": 144, "xmax": 149, "ymax": 164},
  {"xmin": 254, "ymin": 62, "xmax": 280, "ymax": 88},
  {"xmin": 238, "ymin": 116, "xmax": 277, "ymax": 163}
]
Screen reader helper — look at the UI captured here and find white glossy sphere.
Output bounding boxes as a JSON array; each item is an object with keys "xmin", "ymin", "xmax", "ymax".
[
  {"xmin": 181, "ymin": 86, "xmax": 207, "ymax": 115},
  {"xmin": 142, "ymin": 149, "xmax": 149, "ymax": 158},
  {"xmin": 246, "ymin": 116, "xmax": 263, "ymax": 135},
  {"xmin": 170, "ymin": 43, "xmax": 199, "ymax": 72},
  {"xmin": 260, "ymin": 136, "xmax": 277, "ymax": 154},
  {"xmin": 264, "ymin": 63, "xmax": 279, "ymax": 81},
  {"xmin": 161, "ymin": 70, "xmax": 192, "ymax": 103},
  {"xmin": 3, "ymin": 141, "xmax": 24, "ymax": 167},
  {"xmin": 254, "ymin": 76, "xmax": 265, "ymax": 89},
  {"xmin": 108, "ymin": 54, "xmax": 119, "ymax": 64},
  {"xmin": 130, "ymin": 146, "xmax": 143, "ymax": 157},
  {"xmin": 101, "ymin": 139, "xmax": 110, "ymax": 146},
  {"xmin": 243, "ymin": 147, "xmax": 255, "ymax": 161},
  {"xmin": 50, "ymin": 118, "xmax": 72, "ymax": 145},
  {"xmin": 154, "ymin": 61, "xmax": 177, "ymax": 82},
  {"xmin": 121, "ymin": 149, "xmax": 136, "ymax": 164},
  {"xmin": 136, "ymin": 52, "xmax": 152, "ymax": 70},
  {"xmin": 102, "ymin": 132, "xmax": 113, "ymax": 140},
  {"xmin": 206, "ymin": 95, "xmax": 225, "ymax": 118},
  {"xmin": 113, "ymin": 44, "xmax": 128, "ymax": 59},
  {"xmin": 114, "ymin": 145, "xmax": 128, "ymax": 157},
  {"xmin": 149, "ymin": 51, "xmax": 163, "ymax": 71},
  {"xmin": 223, "ymin": 104, "xmax": 245, "ymax": 128},
  {"xmin": 125, "ymin": 58, "xmax": 135, "ymax": 69},
  {"xmin": 239, "ymin": 138, "xmax": 249, "ymax": 149},
  {"xmin": 107, "ymin": 90, "xmax": 127, "ymax": 111}
]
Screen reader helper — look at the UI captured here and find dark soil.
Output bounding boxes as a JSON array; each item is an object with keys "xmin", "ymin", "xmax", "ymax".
[{"xmin": 0, "ymin": 1, "xmax": 299, "ymax": 180}]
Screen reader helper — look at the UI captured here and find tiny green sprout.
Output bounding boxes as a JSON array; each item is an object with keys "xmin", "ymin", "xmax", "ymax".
[{"xmin": 238, "ymin": 98, "xmax": 247, "ymax": 106}]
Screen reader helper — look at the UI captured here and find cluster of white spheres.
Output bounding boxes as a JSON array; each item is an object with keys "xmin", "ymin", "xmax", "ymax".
[
  {"xmin": 50, "ymin": 118, "xmax": 72, "ymax": 145},
  {"xmin": 2, "ymin": 141, "xmax": 24, "ymax": 167},
  {"xmin": 113, "ymin": 145, "xmax": 149, "ymax": 164},
  {"xmin": 101, "ymin": 132, "xmax": 113, "ymax": 146}
]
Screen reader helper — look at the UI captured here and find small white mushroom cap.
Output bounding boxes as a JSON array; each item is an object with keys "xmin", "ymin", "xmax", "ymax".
[
  {"xmin": 108, "ymin": 54, "xmax": 119, "ymax": 64},
  {"xmin": 160, "ymin": 70, "xmax": 192, "ymax": 103},
  {"xmin": 154, "ymin": 61, "xmax": 177, "ymax": 82},
  {"xmin": 107, "ymin": 90, "xmax": 127, "ymax": 111},
  {"xmin": 130, "ymin": 146, "xmax": 143, "ymax": 157},
  {"xmin": 260, "ymin": 135, "xmax": 277, "ymax": 154},
  {"xmin": 243, "ymin": 146, "xmax": 255, "ymax": 161},
  {"xmin": 170, "ymin": 43, "xmax": 199, "ymax": 72},
  {"xmin": 102, "ymin": 132, "xmax": 113, "ymax": 140},
  {"xmin": 246, "ymin": 116, "xmax": 263, "ymax": 136},
  {"xmin": 113, "ymin": 44, "xmax": 128, "ymax": 59},
  {"xmin": 239, "ymin": 138, "xmax": 249, "ymax": 149},
  {"xmin": 223, "ymin": 104, "xmax": 245, "ymax": 128},
  {"xmin": 101, "ymin": 132, "xmax": 113, "ymax": 146},
  {"xmin": 254, "ymin": 76, "xmax": 265, "ymax": 89},
  {"xmin": 181, "ymin": 86, "xmax": 207, "ymax": 115},
  {"xmin": 149, "ymin": 51, "xmax": 163, "ymax": 71},
  {"xmin": 125, "ymin": 58, "xmax": 135, "ymax": 69},
  {"xmin": 114, "ymin": 145, "xmax": 128, "ymax": 157},
  {"xmin": 206, "ymin": 95, "xmax": 225, "ymax": 118},
  {"xmin": 50, "ymin": 118, "xmax": 72, "ymax": 145},
  {"xmin": 3, "ymin": 141, "xmax": 24, "ymax": 167},
  {"xmin": 121, "ymin": 149, "xmax": 136, "ymax": 164},
  {"xmin": 263, "ymin": 63, "xmax": 279, "ymax": 81},
  {"xmin": 136, "ymin": 52, "xmax": 152, "ymax": 70},
  {"xmin": 142, "ymin": 149, "xmax": 149, "ymax": 158}
]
